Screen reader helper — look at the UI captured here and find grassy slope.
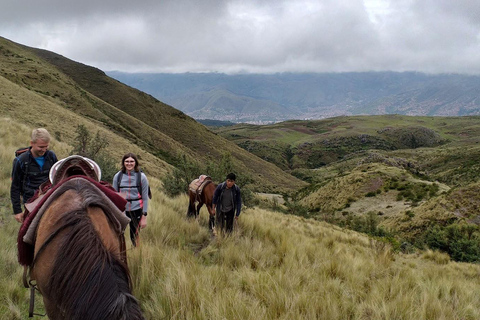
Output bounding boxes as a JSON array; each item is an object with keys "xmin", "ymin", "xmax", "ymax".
[
  {"xmin": 0, "ymin": 36, "xmax": 306, "ymax": 193},
  {"xmin": 1, "ymin": 120, "xmax": 480, "ymax": 319},
  {"xmin": 216, "ymin": 115, "xmax": 480, "ymax": 242},
  {"xmin": 215, "ymin": 115, "xmax": 480, "ymax": 171},
  {"xmin": 0, "ymin": 75, "xmax": 170, "ymax": 177}
]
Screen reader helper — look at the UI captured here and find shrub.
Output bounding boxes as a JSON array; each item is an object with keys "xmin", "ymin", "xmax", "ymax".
[
  {"xmin": 70, "ymin": 124, "xmax": 117, "ymax": 182},
  {"xmin": 423, "ymin": 224, "xmax": 480, "ymax": 262}
]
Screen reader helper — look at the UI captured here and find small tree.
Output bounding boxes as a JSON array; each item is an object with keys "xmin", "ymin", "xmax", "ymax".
[
  {"xmin": 71, "ymin": 124, "xmax": 117, "ymax": 182},
  {"xmin": 163, "ymin": 154, "xmax": 202, "ymax": 197}
]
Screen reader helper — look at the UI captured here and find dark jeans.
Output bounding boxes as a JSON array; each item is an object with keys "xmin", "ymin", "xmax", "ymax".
[
  {"xmin": 126, "ymin": 209, "xmax": 142, "ymax": 246},
  {"xmin": 216, "ymin": 209, "xmax": 235, "ymax": 233}
]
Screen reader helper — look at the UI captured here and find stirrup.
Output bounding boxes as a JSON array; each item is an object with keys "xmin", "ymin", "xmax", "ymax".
[{"xmin": 28, "ymin": 280, "xmax": 46, "ymax": 317}]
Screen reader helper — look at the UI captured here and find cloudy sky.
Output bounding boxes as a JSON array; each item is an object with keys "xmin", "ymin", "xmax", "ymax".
[{"xmin": 1, "ymin": 0, "xmax": 479, "ymax": 74}]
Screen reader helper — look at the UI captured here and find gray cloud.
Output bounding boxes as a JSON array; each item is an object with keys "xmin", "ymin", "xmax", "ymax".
[{"xmin": 1, "ymin": 0, "xmax": 479, "ymax": 74}]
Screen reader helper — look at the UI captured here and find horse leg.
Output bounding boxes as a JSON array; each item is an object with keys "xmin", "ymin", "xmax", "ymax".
[
  {"xmin": 187, "ymin": 199, "xmax": 196, "ymax": 218},
  {"xmin": 196, "ymin": 202, "xmax": 204, "ymax": 220},
  {"xmin": 207, "ymin": 206, "xmax": 215, "ymax": 231}
]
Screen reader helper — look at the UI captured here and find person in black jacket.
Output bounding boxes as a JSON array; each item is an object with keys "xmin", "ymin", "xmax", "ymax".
[
  {"xmin": 212, "ymin": 173, "xmax": 242, "ymax": 234},
  {"xmin": 10, "ymin": 128, "xmax": 58, "ymax": 223}
]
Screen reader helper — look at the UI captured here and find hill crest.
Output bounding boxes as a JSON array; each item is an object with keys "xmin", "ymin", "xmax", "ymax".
[
  {"xmin": 0, "ymin": 36, "xmax": 305, "ymax": 193},
  {"xmin": 107, "ymin": 71, "xmax": 480, "ymax": 123}
]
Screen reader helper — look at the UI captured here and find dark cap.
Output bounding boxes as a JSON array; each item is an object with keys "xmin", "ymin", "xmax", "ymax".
[{"xmin": 226, "ymin": 173, "xmax": 236, "ymax": 181}]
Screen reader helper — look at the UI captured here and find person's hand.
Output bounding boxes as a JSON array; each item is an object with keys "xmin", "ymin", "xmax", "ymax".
[
  {"xmin": 235, "ymin": 215, "xmax": 238, "ymax": 220},
  {"xmin": 14, "ymin": 212, "xmax": 24, "ymax": 223},
  {"xmin": 139, "ymin": 215, "xmax": 147, "ymax": 229}
]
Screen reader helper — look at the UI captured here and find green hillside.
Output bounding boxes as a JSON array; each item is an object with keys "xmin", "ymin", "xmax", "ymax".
[
  {"xmin": 0, "ymin": 36, "xmax": 306, "ymax": 193},
  {"xmin": 215, "ymin": 115, "xmax": 480, "ymax": 172},
  {"xmin": 216, "ymin": 115, "xmax": 480, "ymax": 261}
]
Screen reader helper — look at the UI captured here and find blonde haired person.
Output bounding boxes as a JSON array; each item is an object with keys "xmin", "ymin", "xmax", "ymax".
[{"xmin": 11, "ymin": 128, "xmax": 58, "ymax": 223}]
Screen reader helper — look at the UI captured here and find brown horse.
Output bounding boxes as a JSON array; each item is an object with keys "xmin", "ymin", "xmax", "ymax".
[
  {"xmin": 188, "ymin": 178, "xmax": 217, "ymax": 230},
  {"xmin": 28, "ymin": 177, "xmax": 145, "ymax": 319}
]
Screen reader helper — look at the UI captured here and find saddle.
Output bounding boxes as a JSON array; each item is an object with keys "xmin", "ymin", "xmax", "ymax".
[
  {"xmin": 25, "ymin": 155, "xmax": 102, "ymax": 213},
  {"xmin": 189, "ymin": 175, "xmax": 213, "ymax": 196},
  {"xmin": 18, "ymin": 156, "xmax": 129, "ymax": 266},
  {"xmin": 49, "ymin": 155, "xmax": 101, "ymax": 186}
]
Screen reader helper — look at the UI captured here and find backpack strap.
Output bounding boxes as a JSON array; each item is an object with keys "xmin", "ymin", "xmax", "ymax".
[
  {"xmin": 136, "ymin": 171, "xmax": 143, "ymax": 198},
  {"xmin": 45, "ymin": 150, "xmax": 55, "ymax": 167},
  {"xmin": 139, "ymin": 169, "xmax": 152, "ymax": 199},
  {"xmin": 117, "ymin": 171, "xmax": 143, "ymax": 201},
  {"xmin": 17, "ymin": 151, "xmax": 31, "ymax": 194},
  {"xmin": 116, "ymin": 171, "xmax": 124, "ymax": 192}
]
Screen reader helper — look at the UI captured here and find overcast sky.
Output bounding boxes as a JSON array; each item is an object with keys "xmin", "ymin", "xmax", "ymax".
[{"xmin": 1, "ymin": 0, "xmax": 479, "ymax": 74}]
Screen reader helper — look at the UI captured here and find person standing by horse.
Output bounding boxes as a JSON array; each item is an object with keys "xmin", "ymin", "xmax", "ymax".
[
  {"xmin": 113, "ymin": 153, "xmax": 150, "ymax": 247},
  {"xmin": 11, "ymin": 128, "xmax": 58, "ymax": 223},
  {"xmin": 212, "ymin": 173, "xmax": 242, "ymax": 234}
]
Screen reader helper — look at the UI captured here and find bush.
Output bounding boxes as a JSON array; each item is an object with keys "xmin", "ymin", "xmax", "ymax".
[
  {"xmin": 163, "ymin": 167, "xmax": 188, "ymax": 197},
  {"xmin": 423, "ymin": 224, "xmax": 480, "ymax": 262},
  {"xmin": 365, "ymin": 191, "xmax": 377, "ymax": 197},
  {"xmin": 95, "ymin": 153, "xmax": 118, "ymax": 183},
  {"xmin": 70, "ymin": 124, "xmax": 117, "ymax": 182}
]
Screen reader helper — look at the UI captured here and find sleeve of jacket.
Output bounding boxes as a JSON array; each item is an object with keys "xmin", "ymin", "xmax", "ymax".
[
  {"xmin": 141, "ymin": 172, "xmax": 149, "ymax": 213},
  {"xmin": 235, "ymin": 186, "xmax": 242, "ymax": 217},
  {"xmin": 10, "ymin": 158, "xmax": 24, "ymax": 214}
]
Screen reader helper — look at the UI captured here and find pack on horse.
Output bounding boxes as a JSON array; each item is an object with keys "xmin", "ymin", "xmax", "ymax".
[
  {"xmin": 17, "ymin": 155, "xmax": 144, "ymax": 319},
  {"xmin": 187, "ymin": 175, "xmax": 217, "ymax": 230}
]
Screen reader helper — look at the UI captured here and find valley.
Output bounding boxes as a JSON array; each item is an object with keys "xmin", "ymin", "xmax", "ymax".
[{"xmin": 2, "ymin": 35, "xmax": 480, "ymax": 319}]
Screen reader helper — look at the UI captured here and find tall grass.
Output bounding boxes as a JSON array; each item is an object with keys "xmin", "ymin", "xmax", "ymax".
[{"xmin": 1, "ymin": 119, "xmax": 480, "ymax": 319}]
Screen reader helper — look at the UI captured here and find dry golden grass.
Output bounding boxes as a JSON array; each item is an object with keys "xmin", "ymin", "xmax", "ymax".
[
  {"xmin": 122, "ymin": 195, "xmax": 480, "ymax": 320},
  {"xmin": 1, "ymin": 119, "xmax": 480, "ymax": 320},
  {"xmin": 0, "ymin": 73, "xmax": 171, "ymax": 178}
]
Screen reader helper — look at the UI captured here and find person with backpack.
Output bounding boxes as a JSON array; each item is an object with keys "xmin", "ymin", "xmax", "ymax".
[
  {"xmin": 212, "ymin": 173, "xmax": 242, "ymax": 234},
  {"xmin": 10, "ymin": 128, "xmax": 58, "ymax": 223},
  {"xmin": 112, "ymin": 152, "xmax": 150, "ymax": 247}
]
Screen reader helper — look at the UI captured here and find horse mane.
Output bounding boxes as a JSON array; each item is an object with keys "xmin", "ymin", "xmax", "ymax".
[{"xmin": 39, "ymin": 179, "xmax": 144, "ymax": 320}]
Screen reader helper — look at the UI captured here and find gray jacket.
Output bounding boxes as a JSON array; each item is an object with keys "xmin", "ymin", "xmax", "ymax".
[{"xmin": 113, "ymin": 170, "xmax": 149, "ymax": 213}]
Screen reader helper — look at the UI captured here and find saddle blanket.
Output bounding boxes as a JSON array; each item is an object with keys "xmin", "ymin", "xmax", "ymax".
[
  {"xmin": 189, "ymin": 175, "xmax": 212, "ymax": 194},
  {"xmin": 17, "ymin": 175, "xmax": 129, "ymax": 266}
]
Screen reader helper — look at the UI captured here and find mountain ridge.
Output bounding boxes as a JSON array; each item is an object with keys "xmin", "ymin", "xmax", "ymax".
[{"xmin": 107, "ymin": 71, "xmax": 480, "ymax": 123}]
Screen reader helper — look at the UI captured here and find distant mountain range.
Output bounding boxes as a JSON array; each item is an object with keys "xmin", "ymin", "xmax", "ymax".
[{"xmin": 107, "ymin": 71, "xmax": 480, "ymax": 123}]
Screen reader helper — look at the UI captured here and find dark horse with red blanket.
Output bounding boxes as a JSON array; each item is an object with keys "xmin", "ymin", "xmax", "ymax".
[
  {"xmin": 18, "ymin": 156, "xmax": 144, "ymax": 319},
  {"xmin": 187, "ymin": 175, "xmax": 217, "ymax": 230}
]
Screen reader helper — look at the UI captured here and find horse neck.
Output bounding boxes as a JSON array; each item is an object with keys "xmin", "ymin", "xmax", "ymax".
[
  {"xmin": 37, "ymin": 204, "xmax": 141, "ymax": 319},
  {"xmin": 87, "ymin": 206, "xmax": 125, "ymax": 261},
  {"xmin": 202, "ymin": 182, "xmax": 217, "ymax": 204}
]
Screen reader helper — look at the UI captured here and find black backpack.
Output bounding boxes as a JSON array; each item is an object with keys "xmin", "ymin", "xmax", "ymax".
[
  {"xmin": 11, "ymin": 147, "xmax": 32, "ymax": 193},
  {"xmin": 116, "ymin": 170, "xmax": 152, "ymax": 199}
]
